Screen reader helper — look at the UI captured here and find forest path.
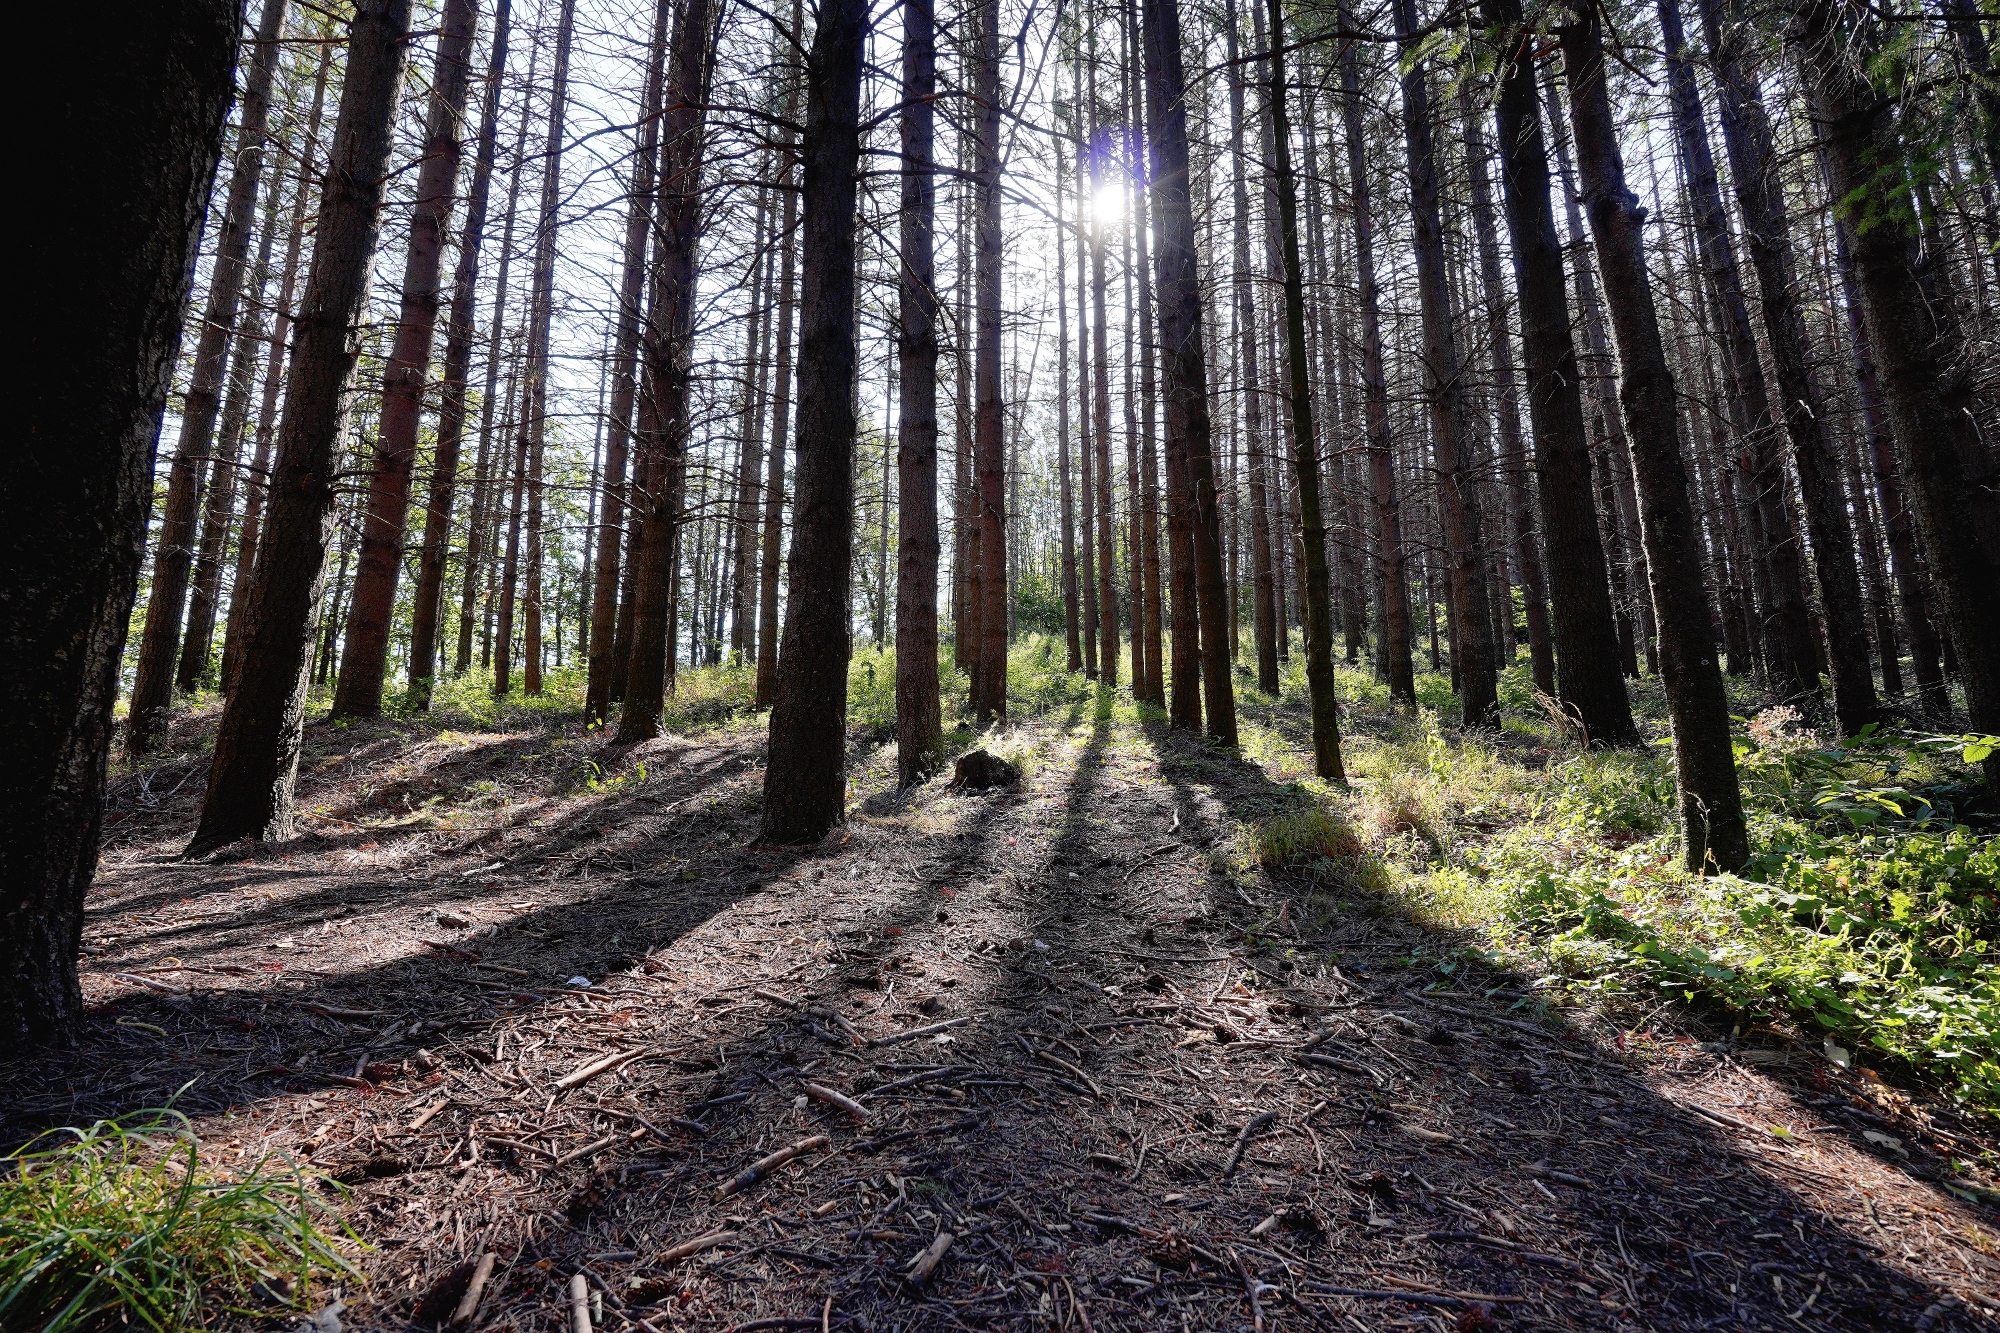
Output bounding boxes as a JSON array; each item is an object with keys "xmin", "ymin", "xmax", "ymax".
[{"xmin": 5, "ymin": 691, "xmax": 1995, "ymax": 1331}]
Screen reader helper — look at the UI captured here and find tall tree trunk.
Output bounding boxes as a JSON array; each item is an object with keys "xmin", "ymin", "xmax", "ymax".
[
  {"xmin": 225, "ymin": 49, "xmax": 333, "ymax": 695},
  {"xmin": 1484, "ymin": 0, "xmax": 1633, "ymax": 743},
  {"xmin": 1460, "ymin": 84, "xmax": 1553, "ymax": 696},
  {"xmin": 1393, "ymin": 0, "xmax": 1497, "ymax": 726},
  {"xmin": 754, "ymin": 69, "xmax": 801, "ymax": 709},
  {"xmin": 1144, "ymin": 0, "xmax": 1234, "ymax": 743},
  {"xmin": 1075, "ymin": 131, "xmax": 1098, "ymax": 679},
  {"xmin": 762, "ymin": 0, "xmax": 868, "ymax": 839},
  {"xmin": 1057, "ymin": 146, "xmax": 1081, "ymax": 673},
  {"xmin": 129, "ymin": 0, "xmax": 291, "ymax": 754},
  {"xmin": 334, "ymin": 0, "xmax": 482, "ymax": 716},
  {"xmin": 1131, "ymin": 5, "xmax": 1166, "ymax": 708},
  {"xmin": 1336, "ymin": 8, "xmax": 1414, "ymax": 707},
  {"xmin": 579, "ymin": 1, "xmax": 668, "ymax": 718},
  {"xmin": 4, "ymin": 0, "xmax": 237, "ymax": 1053},
  {"xmin": 1645, "ymin": 23, "xmax": 1816, "ymax": 706},
  {"xmin": 458, "ymin": 30, "xmax": 541, "ymax": 679},
  {"xmin": 1559, "ymin": 8, "xmax": 1747, "ymax": 871},
  {"xmin": 1088, "ymin": 97, "xmax": 1119, "ymax": 691},
  {"xmin": 619, "ymin": 0, "xmax": 718, "ymax": 741},
  {"xmin": 895, "ymin": 0, "xmax": 942, "ymax": 785},
  {"xmin": 1262, "ymin": 0, "xmax": 1343, "ymax": 779},
  {"xmin": 181, "ymin": 180, "xmax": 282, "ymax": 694},
  {"xmin": 516, "ymin": 0, "xmax": 578, "ymax": 697},
  {"xmin": 411, "ymin": 0, "xmax": 515, "ymax": 707},
  {"xmin": 1796, "ymin": 0, "xmax": 2000, "ymax": 784},
  {"xmin": 1686, "ymin": 0, "xmax": 1877, "ymax": 735},
  {"xmin": 729, "ymin": 185, "xmax": 773, "ymax": 666},
  {"xmin": 971, "ymin": 0, "xmax": 1008, "ymax": 725},
  {"xmin": 1822, "ymin": 166, "xmax": 1948, "ymax": 715},
  {"xmin": 189, "ymin": 0, "xmax": 417, "ymax": 855},
  {"xmin": 1227, "ymin": 0, "xmax": 1278, "ymax": 694}
]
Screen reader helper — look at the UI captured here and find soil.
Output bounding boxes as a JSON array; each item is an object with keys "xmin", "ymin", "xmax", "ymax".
[{"xmin": 6, "ymin": 687, "xmax": 1997, "ymax": 1332}]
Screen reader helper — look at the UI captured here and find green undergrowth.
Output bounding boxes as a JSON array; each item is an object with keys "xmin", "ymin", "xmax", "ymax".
[
  {"xmin": 0, "ymin": 1107, "xmax": 356, "ymax": 1332},
  {"xmin": 1352, "ymin": 700, "xmax": 2000, "ymax": 1114}
]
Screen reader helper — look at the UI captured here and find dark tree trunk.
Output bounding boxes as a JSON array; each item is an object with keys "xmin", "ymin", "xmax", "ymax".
[
  {"xmin": 971, "ymin": 0, "xmax": 1008, "ymax": 725},
  {"xmin": 1227, "ymin": 0, "xmax": 1278, "ymax": 695},
  {"xmin": 180, "ymin": 182, "xmax": 280, "ymax": 694},
  {"xmin": 582, "ymin": 0, "xmax": 668, "ymax": 721},
  {"xmin": 224, "ymin": 49, "xmax": 332, "ymax": 695},
  {"xmin": 1262, "ymin": 0, "xmax": 1343, "ymax": 779},
  {"xmin": 1336, "ymin": 7, "xmax": 1414, "ymax": 707},
  {"xmin": 189, "ymin": 0, "xmax": 416, "ymax": 856},
  {"xmin": 618, "ymin": 0, "xmax": 717, "ymax": 741},
  {"xmin": 1057, "ymin": 151, "xmax": 1081, "ymax": 673},
  {"xmin": 1460, "ymin": 84, "xmax": 1553, "ymax": 696},
  {"xmin": 754, "ymin": 86, "xmax": 801, "ymax": 709},
  {"xmin": 1822, "ymin": 172, "xmax": 1948, "ymax": 715},
  {"xmin": 1483, "ymin": 0, "xmax": 1634, "ymax": 744},
  {"xmin": 1796, "ymin": 0, "xmax": 2000, "ymax": 784},
  {"xmin": 4, "ymin": 0, "xmax": 237, "ymax": 1053},
  {"xmin": 729, "ymin": 186, "xmax": 773, "ymax": 667},
  {"xmin": 1075, "ymin": 132, "xmax": 1098, "ymax": 680},
  {"xmin": 516, "ymin": 0, "xmax": 578, "ymax": 697},
  {"xmin": 1088, "ymin": 87, "xmax": 1119, "ymax": 692},
  {"xmin": 1560, "ymin": 8, "xmax": 1747, "ymax": 872},
  {"xmin": 1393, "ymin": 0, "xmax": 1497, "ymax": 727},
  {"xmin": 1646, "ymin": 18, "xmax": 1816, "ymax": 706},
  {"xmin": 1686, "ymin": 0, "xmax": 1877, "ymax": 735},
  {"xmin": 1145, "ymin": 0, "xmax": 1235, "ymax": 744},
  {"xmin": 129, "ymin": 0, "xmax": 290, "ymax": 754},
  {"xmin": 333, "ymin": 0, "xmax": 481, "ymax": 717},
  {"xmin": 1132, "ymin": 36, "xmax": 1166, "ymax": 707},
  {"xmin": 895, "ymin": 0, "xmax": 942, "ymax": 786},
  {"xmin": 411, "ymin": 0, "xmax": 514, "ymax": 708},
  {"xmin": 761, "ymin": 0, "xmax": 868, "ymax": 840}
]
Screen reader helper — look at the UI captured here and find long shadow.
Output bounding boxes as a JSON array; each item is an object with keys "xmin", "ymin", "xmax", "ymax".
[
  {"xmin": 1138, "ymin": 711, "xmax": 1991, "ymax": 1331},
  {"xmin": 15, "ymin": 693, "xmax": 1991, "ymax": 1331}
]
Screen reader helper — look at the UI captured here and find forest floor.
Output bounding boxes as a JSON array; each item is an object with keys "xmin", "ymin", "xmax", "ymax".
[{"xmin": 7, "ymin": 648, "xmax": 1999, "ymax": 1332}]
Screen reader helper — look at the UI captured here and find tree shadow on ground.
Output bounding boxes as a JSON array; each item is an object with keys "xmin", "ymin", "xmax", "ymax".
[{"xmin": 5, "ymin": 693, "xmax": 1991, "ymax": 1332}]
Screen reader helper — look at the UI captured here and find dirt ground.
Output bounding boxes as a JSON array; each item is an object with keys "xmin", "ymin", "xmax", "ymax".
[{"xmin": 7, "ymin": 686, "xmax": 1998, "ymax": 1331}]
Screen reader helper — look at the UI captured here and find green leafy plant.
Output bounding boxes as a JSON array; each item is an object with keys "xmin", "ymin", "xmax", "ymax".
[{"xmin": 0, "ymin": 1107, "xmax": 357, "ymax": 1331}]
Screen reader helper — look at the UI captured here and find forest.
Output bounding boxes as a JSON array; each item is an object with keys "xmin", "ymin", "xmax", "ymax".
[{"xmin": 5, "ymin": 0, "xmax": 2000, "ymax": 1326}]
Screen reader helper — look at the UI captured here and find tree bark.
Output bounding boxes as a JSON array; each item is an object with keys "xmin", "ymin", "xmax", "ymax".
[
  {"xmin": 580, "ymin": 0, "xmax": 669, "ymax": 720},
  {"xmin": 1394, "ymin": 0, "xmax": 1497, "ymax": 726},
  {"xmin": 1687, "ymin": 0, "xmax": 1877, "ymax": 735},
  {"xmin": 4, "ymin": 0, "xmax": 237, "ymax": 1053},
  {"xmin": 618, "ymin": 0, "xmax": 718, "ymax": 741},
  {"xmin": 189, "ymin": 0, "xmax": 416, "ymax": 856},
  {"xmin": 895, "ymin": 0, "xmax": 942, "ymax": 786},
  {"xmin": 1559, "ymin": 8, "xmax": 1747, "ymax": 871},
  {"xmin": 129, "ymin": 0, "xmax": 290, "ymax": 754},
  {"xmin": 1336, "ymin": 7, "xmax": 1414, "ymax": 707},
  {"xmin": 410, "ymin": 0, "xmax": 514, "ymax": 708},
  {"xmin": 1459, "ymin": 83, "xmax": 1553, "ymax": 696},
  {"xmin": 1057, "ymin": 147, "xmax": 1082, "ymax": 673},
  {"xmin": 224, "ymin": 48, "xmax": 332, "ymax": 695},
  {"xmin": 971, "ymin": 0, "xmax": 1008, "ymax": 725},
  {"xmin": 1226, "ymin": 0, "xmax": 1278, "ymax": 695},
  {"xmin": 1144, "ymin": 0, "xmax": 1234, "ymax": 744},
  {"xmin": 1795, "ymin": 0, "xmax": 2000, "ymax": 784},
  {"xmin": 1262, "ymin": 0, "xmax": 1343, "ymax": 779},
  {"xmin": 333, "ymin": 0, "xmax": 482, "ymax": 716},
  {"xmin": 761, "ymin": 0, "xmax": 868, "ymax": 840},
  {"xmin": 1483, "ymin": 0, "xmax": 1634, "ymax": 744},
  {"xmin": 180, "ymin": 178, "xmax": 280, "ymax": 693}
]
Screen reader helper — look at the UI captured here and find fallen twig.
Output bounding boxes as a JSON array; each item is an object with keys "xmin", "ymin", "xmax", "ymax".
[
  {"xmin": 1223, "ymin": 1110, "xmax": 1277, "ymax": 1178},
  {"xmin": 715, "ymin": 1134, "xmax": 830, "ymax": 1199}
]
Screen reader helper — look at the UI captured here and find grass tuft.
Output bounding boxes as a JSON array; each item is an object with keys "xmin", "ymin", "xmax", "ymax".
[{"xmin": 0, "ymin": 1107, "xmax": 357, "ymax": 1332}]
